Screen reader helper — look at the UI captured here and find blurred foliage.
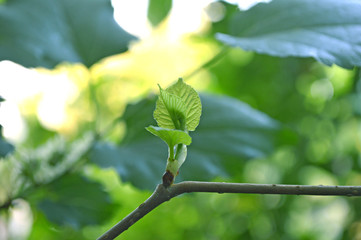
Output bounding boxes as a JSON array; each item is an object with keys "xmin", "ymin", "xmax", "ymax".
[
  {"xmin": 147, "ymin": 0, "xmax": 172, "ymax": 27},
  {"xmin": 1, "ymin": 0, "xmax": 361, "ymax": 240},
  {"xmin": 0, "ymin": 0, "xmax": 136, "ymax": 68},
  {"xmin": 0, "ymin": 97, "xmax": 15, "ymax": 157},
  {"xmin": 216, "ymin": 0, "xmax": 361, "ymax": 69},
  {"xmin": 0, "ymin": 125, "xmax": 14, "ymax": 158}
]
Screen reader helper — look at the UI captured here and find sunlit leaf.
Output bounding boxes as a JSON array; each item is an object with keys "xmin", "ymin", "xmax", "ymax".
[
  {"xmin": 148, "ymin": 0, "xmax": 172, "ymax": 27},
  {"xmin": 167, "ymin": 78, "xmax": 202, "ymax": 131},
  {"xmin": 216, "ymin": 0, "xmax": 361, "ymax": 69},
  {"xmin": 0, "ymin": 0, "xmax": 137, "ymax": 68},
  {"xmin": 146, "ymin": 126, "xmax": 192, "ymax": 148},
  {"xmin": 90, "ymin": 94, "xmax": 280, "ymax": 189},
  {"xmin": 37, "ymin": 174, "xmax": 114, "ymax": 229},
  {"xmin": 154, "ymin": 86, "xmax": 187, "ymax": 130}
]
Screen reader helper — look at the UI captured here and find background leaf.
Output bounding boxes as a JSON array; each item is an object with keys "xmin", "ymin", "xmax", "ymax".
[
  {"xmin": 216, "ymin": 0, "xmax": 361, "ymax": 69},
  {"xmin": 90, "ymin": 94, "xmax": 280, "ymax": 189},
  {"xmin": 0, "ymin": 125, "xmax": 14, "ymax": 158},
  {"xmin": 0, "ymin": 0, "xmax": 137, "ymax": 68},
  {"xmin": 37, "ymin": 174, "xmax": 114, "ymax": 229},
  {"xmin": 147, "ymin": 0, "xmax": 172, "ymax": 27}
]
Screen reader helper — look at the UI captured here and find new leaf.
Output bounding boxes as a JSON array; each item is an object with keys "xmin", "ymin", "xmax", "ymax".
[
  {"xmin": 146, "ymin": 126, "xmax": 192, "ymax": 150},
  {"xmin": 154, "ymin": 86, "xmax": 187, "ymax": 130},
  {"xmin": 167, "ymin": 78, "xmax": 202, "ymax": 131},
  {"xmin": 153, "ymin": 78, "xmax": 202, "ymax": 131}
]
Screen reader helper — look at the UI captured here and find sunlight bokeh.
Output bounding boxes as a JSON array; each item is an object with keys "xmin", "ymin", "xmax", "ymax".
[
  {"xmin": 0, "ymin": 0, "xmax": 268, "ymax": 142},
  {"xmin": 1, "ymin": 0, "xmax": 223, "ymax": 141}
]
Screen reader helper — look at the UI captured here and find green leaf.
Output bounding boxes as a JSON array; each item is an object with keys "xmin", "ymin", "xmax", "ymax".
[
  {"xmin": 154, "ymin": 86, "xmax": 187, "ymax": 130},
  {"xmin": 0, "ymin": 0, "xmax": 137, "ymax": 68},
  {"xmin": 146, "ymin": 126, "xmax": 192, "ymax": 148},
  {"xmin": 167, "ymin": 78, "xmax": 202, "ymax": 131},
  {"xmin": 37, "ymin": 174, "xmax": 114, "ymax": 229},
  {"xmin": 216, "ymin": 0, "xmax": 361, "ymax": 69},
  {"xmin": 90, "ymin": 94, "xmax": 280, "ymax": 190},
  {"xmin": 0, "ymin": 125, "xmax": 14, "ymax": 158},
  {"xmin": 148, "ymin": 0, "xmax": 172, "ymax": 27}
]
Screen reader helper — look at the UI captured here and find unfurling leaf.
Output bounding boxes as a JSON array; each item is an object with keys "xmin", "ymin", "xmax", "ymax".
[
  {"xmin": 154, "ymin": 86, "xmax": 187, "ymax": 130},
  {"xmin": 154, "ymin": 78, "xmax": 202, "ymax": 131},
  {"xmin": 145, "ymin": 126, "xmax": 192, "ymax": 149},
  {"xmin": 167, "ymin": 78, "xmax": 202, "ymax": 131},
  {"xmin": 149, "ymin": 79, "xmax": 201, "ymax": 185}
]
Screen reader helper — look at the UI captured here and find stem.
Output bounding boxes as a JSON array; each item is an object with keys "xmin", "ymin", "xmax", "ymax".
[
  {"xmin": 174, "ymin": 144, "xmax": 184, "ymax": 160},
  {"xmin": 183, "ymin": 46, "xmax": 230, "ymax": 80},
  {"xmin": 97, "ymin": 181, "xmax": 361, "ymax": 240}
]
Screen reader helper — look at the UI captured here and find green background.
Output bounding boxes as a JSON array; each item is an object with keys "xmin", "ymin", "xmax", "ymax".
[{"xmin": 1, "ymin": 0, "xmax": 361, "ymax": 239}]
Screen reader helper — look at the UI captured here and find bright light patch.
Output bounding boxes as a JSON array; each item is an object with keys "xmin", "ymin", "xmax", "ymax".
[
  {"xmin": 111, "ymin": 0, "xmax": 151, "ymax": 38},
  {"xmin": 112, "ymin": 0, "xmax": 216, "ymax": 39},
  {"xmin": 0, "ymin": 61, "xmax": 44, "ymax": 102},
  {"xmin": 167, "ymin": 0, "xmax": 213, "ymax": 38},
  {"xmin": 0, "ymin": 60, "xmax": 81, "ymax": 138},
  {"xmin": 310, "ymin": 79, "xmax": 334, "ymax": 101},
  {"xmin": 0, "ymin": 60, "xmax": 41, "ymax": 142},
  {"xmin": 0, "ymin": 101, "xmax": 27, "ymax": 143},
  {"xmin": 204, "ymin": 1, "xmax": 226, "ymax": 22},
  {"xmin": 226, "ymin": 0, "xmax": 272, "ymax": 10},
  {"xmin": 8, "ymin": 199, "xmax": 33, "ymax": 240},
  {"xmin": 35, "ymin": 69, "xmax": 78, "ymax": 131}
]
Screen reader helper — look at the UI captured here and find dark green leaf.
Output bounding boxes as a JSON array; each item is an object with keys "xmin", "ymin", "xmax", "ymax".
[
  {"xmin": 0, "ymin": 0, "xmax": 137, "ymax": 68},
  {"xmin": 148, "ymin": 0, "xmax": 172, "ymax": 27},
  {"xmin": 0, "ymin": 125, "xmax": 14, "ymax": 158},
  {"xmin": 90, "ymin": 94, "xmax": 280, "ymax": 189},
  {"xmin": 37, "ymin": 174, "xmax": 114, "ymax": 229},
  {"xmin": 216, "ymin": 0, "xmax": 361, "ymax": 69}
]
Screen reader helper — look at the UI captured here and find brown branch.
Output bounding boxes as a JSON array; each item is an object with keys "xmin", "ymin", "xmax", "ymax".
[{"xmin": 97, "ymin": 181, "xmax": 361, "ymax": 240}]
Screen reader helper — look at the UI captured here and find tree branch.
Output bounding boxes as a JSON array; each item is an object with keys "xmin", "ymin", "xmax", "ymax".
[{"xmin": 97, "ymin": 181, "xmax": 361, "ymax": 240}]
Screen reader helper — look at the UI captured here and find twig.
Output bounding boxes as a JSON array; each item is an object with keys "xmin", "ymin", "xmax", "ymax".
[
  {"xmin": 97, "ymin": 181, "xmax": 361, "ymax": 240},
  {"xmin": 183, "ymin": 46, "xmax": 230, "ymax": 80}
]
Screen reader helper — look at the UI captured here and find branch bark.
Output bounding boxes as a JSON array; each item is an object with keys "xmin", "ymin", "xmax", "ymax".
[{"xmin": 97, "ymin": 181, "xmax": 361, "ymax": 240}]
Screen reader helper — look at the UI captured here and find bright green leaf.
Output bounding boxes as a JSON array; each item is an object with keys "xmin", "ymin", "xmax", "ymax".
[
  {"xmin": 216, "ymin": 0, "xmax": 361, "ymax": 69},
  {"xmin": 37, "ymin": 174, "xmax": 114, "ymax": 229},
  {"xmin": 154, "ymin": 86, "xmax": 187, "ymax": 130},
  {"xmin": 148, "ymin": 0, "xmax": 172, "ymax": 27},
  {"xmin": 167, "ymin": 78, "xmax": 202, "ymax": 131},
  {"xmin": 146, "ymin": 126, "xmax": 192, "ymax": 148},
  {"xmin": 0, "ymin": 0, "xmax": 136, "ymax": 68}
]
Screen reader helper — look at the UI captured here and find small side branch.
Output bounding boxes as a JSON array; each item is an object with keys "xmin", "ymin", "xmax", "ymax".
[{"xmin": 97, "ymin": 181, "xmax": 361, "ymax": 240}]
